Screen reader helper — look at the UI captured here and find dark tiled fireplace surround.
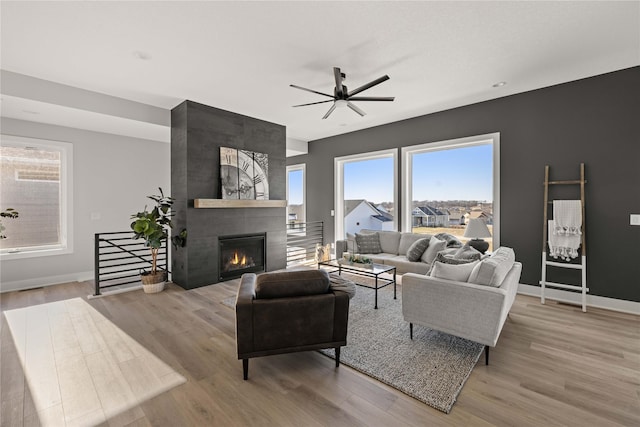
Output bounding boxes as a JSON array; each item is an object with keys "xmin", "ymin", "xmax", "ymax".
[{"xmin": 170, "ymin": 100, "xmax": 287, "ymax": 289}]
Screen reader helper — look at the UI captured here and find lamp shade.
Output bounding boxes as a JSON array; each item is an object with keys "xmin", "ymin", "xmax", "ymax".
[{"xmin": 464, "ymin": 218, "xmax": 492, "ymax": 239}]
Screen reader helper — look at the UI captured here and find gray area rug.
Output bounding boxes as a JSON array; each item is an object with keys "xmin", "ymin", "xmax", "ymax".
[{"xmin": 222, "ymin": 274, "xmax": 483, "ymax": 413}]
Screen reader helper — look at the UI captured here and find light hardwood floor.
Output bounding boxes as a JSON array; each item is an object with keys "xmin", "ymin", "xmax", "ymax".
[{"xmin": 1, "ymin": 280, "xmax": 638, "ymax": 426}]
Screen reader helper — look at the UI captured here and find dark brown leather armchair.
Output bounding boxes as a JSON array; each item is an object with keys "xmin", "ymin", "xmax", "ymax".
[{"xmin": 235, "ymin": 269, "xmax": 350, "ymax": 380}]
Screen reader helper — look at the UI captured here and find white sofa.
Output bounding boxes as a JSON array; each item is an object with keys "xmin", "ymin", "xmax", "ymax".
[
  {"xmin": 402, "ymin": 247, "xmax": 522, "ymax": 364},
  {"xmin": 335, "ymin": 230, "xmax": 463, "ymax": 275}
]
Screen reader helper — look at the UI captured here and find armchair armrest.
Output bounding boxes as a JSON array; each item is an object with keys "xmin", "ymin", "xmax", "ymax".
[{"xmin": 236, "ymin": 273, "xmax": 257, "ymax": 356}]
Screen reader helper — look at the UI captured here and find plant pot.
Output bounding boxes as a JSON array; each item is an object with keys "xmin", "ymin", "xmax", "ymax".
[{"xmin": 141, "ymin": 271, "xmax": 167, "ymax": 294}]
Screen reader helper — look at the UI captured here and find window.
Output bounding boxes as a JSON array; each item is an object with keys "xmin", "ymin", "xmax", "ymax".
[
  {"xmin": 402, "ymin": 133, "xmax": 499, "ymax": 250},
  {"xmin": 0, "ymin": 135, "xmax": 73, "ymax": 258},
  {"xmin": 286, "ymin": 164, "xmax": 306, "ymax": 226},
  {"xmin": 335, "ymin": 149, "xmax": 397, "ymax": 240}
]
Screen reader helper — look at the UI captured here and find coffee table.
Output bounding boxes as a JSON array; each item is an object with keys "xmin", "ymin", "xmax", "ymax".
[{"xmin": 319, "ymin": 259, "xmax": 396, "ymax": 309}]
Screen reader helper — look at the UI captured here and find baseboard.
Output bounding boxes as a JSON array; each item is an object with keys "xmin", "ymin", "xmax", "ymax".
[
  {"xmin": 518, "ymin": 284, "xmax": 640, "ymax": 315},
  {"xmin": 0, "ymin": 271, "xmax": 94, "ymax": 293}
]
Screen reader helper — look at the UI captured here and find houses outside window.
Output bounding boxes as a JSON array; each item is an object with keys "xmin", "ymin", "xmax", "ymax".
[
  {"xmin": 334, "ymin": 149, "xmax": 397, "ymax": 240},
  {"xmin": 286, "ymin": 164, "xmax": 305, "ymax": 228},
  {"xmin": 402, "ymin": 133, "xmax": 499, "ymax": 250},
  {"xmin": 0, "ymin": 136, "xmax": 73, "ymax": 258}
]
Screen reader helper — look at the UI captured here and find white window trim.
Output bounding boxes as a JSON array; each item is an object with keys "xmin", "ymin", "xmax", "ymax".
[
  {"xmin": 0, "ymin": 135, "xmax": 74, "ymax": 260},
  {"xmin": 286, "ymin": 163, "xmax": 306, "ymax": 223},
  {"xmin": 401, "ymin": 132, "xmax": 500, "ymax": 248},
  {"xmin": 334, "ymin": 148, "xmax": 398, "ymax": 242}
]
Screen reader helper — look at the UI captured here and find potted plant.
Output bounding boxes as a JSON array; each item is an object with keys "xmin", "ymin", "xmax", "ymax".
[{"xmin": 130, "ymin": 188, "xmax": 186, "ymax": 293}]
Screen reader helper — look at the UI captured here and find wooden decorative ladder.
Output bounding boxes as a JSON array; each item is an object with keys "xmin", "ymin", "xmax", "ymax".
[{"xmin": 540, "ymin": 163, "xmax": 588, "ymax": 312}]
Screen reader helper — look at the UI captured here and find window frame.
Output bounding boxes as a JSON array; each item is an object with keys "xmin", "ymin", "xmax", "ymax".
[
  {"xmin": 401, "ymin": 133, "xmax": 500, "ymax": 248},
  {"xmin": 0, "ymin": 135, "xmax": 74, "ymax": 260},
  {"xmin": 286, "ymin": 163, "xmax": 306, "ymax": 225},
  {"xmin": 334, "ymin": 148, "xmax": 398, "ymax": 241}
]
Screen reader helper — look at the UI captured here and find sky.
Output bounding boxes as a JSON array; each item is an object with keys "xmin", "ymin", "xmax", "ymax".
[{"xmin": 288, "ymin": 143, "xmax": 493, "ymax": 205}]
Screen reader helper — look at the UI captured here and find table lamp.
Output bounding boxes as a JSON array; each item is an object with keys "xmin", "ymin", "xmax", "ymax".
[{"xmin": 463, "ymin": 218, "xmax": 492, "ymax": 253}]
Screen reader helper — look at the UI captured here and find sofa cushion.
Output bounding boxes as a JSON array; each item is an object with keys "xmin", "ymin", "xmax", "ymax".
[
  {"xmin": 406, "ymin": 238, "xmax": 430, "ymax": 262},
  {"xmin": 427, "ymin": 251, "xmax": 479, "ymax": 275},
  {"xmin": 430, "ymin": 260, "xmax": 479, "ymax": 282},
  {"xmin": 376, "ymin": 231, "xmax": 402, "ymax": 254},
  {"xmin": 346, "ymin": 232, "xmax": 357, "ymax": 252},
  {"xmin": 420, "ymin": 237, "xmax": 447, "ymax": 265},
  {"xmin": 398, "ymin": 233, "xmax": 430, "ymax": 255},
  {"xmin": 385, "ymin": 255, "xmax": 431, "ymax": 275},
  {"xmin": 468, "ymin": 246, "xmax": 516, "ymax": 287},
  {"xmin": 255, "ymin": 270, "xmax": 330, "ymax": 299},
  {"xmin": 355, "ymin": 232, "xmax": 382, "ymax": 254}
]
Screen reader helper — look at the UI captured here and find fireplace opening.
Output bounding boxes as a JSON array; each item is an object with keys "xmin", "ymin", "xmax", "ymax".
[{"xmin": 219, "ymin": 233, "xmax": 266, "ymax": 281}]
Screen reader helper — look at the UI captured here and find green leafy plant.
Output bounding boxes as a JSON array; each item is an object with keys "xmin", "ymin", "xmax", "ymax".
[
  {"xmin": 0, "ymin": 208, "xmax": 19, "ymax": 239},
  {"xmin": 130, "ymin": 188, "xmax": 186, "ymax": 278}
]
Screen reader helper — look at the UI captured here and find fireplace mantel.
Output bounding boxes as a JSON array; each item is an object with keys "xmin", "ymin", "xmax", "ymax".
[{"xmin": 194, "ymin": 199, "xmax": 287, "ymax": 209}]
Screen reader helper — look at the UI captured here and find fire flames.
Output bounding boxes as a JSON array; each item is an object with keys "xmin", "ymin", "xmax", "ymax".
[{"xmin": 231, "ymin": 251, "xmax": 247, "ymax": 266}]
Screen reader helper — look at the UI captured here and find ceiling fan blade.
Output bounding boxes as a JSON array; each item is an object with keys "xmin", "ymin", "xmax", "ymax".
[
  {"xmin": 348, "ymin": 75, "xmax": 390, "ymax": 97},
  {"xmin": 292, "ymin": 100, "xmax": 335, "ymax": 107},
  {"xmin": 333, "ymin": 67, "xmax": 344, "ymax": 97},
  {"xmin": 322, "ymin": 103, "xmax": 338, "ymax": 120},
  {"xmin": 347, "ymin": 96, "xmax": 395, "ymax": 102},
  {"xmin": 289, "ymin": 84, "xmax": 334, "ymax": 98},
  {"xmin": 347, "ymin": 101, "xmax": 366, "ymax": 117}
]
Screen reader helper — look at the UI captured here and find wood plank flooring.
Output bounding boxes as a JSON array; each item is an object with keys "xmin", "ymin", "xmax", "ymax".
[{"xmin": 1, "ymin": 280, "xmax": 638, "ymax": 426}]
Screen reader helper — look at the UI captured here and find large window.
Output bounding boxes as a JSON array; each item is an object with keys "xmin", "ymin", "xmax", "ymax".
[
  {"xmin": 0, "ymin": 135, "xmax": 73, "ymax": 258},
  {"xmin": 335, "ymin": 149, "xmax": 397, "ymax": 240},
  {"xmin": 402, "ymin": 133, "xmax": 499, "ymax": 250},
  {"xmin": 286, "ymin": 164, "xmax": 306, "ymax": 225}
]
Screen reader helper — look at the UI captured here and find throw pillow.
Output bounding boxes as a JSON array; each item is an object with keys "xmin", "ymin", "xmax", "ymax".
[
  {"xmin": 434, "ymin": 233, "xmax": 463, "ymax": 248},
  {"xmin": 430, "ymin": 260, "xmax": 479, "ymax": 282},
  {"xmin": 454, "ymin": 242, "xmax": 482, "ymax": 260},
  {"xmin": 355, "ymin": 232, "xmax": 382, "ymax": 254},
  {"xmin": 398, "ymin": 233, "xmax": 431, "ymax": 255},
  {"xmin": 406, "ymin": 238, "xmax": 430, "ymax": 262},
  {"xmin": 420, "ymin": 237, "xmax": 447, "ymax": 265},
  {"xmin": 426, "ymin": 252, "xmax": 479, "ymax": 275},
  {"xmin": 468, "ymin": 246, "xmax": 516, "ymax": 287}
]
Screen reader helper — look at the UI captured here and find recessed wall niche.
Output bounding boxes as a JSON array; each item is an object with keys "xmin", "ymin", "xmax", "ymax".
[{"xmin": 170, "ymin": 100, "xmax": 286, "ymax": 289}]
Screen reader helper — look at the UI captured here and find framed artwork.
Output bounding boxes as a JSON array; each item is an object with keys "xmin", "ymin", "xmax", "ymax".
[{"xmin": 220, "ymin": 147, "xmax": 269, "ymax": 200}]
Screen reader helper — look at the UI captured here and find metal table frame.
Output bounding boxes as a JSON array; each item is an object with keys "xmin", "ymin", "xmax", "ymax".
[{"xmin": 319, "ymin": 260, "xmax": 396, "ymax": 309}]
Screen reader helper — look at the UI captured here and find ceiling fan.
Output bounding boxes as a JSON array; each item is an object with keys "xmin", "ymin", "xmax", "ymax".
[{"xmin": 290, "ymin": 67, "xmax": 395, "ymax": 119}]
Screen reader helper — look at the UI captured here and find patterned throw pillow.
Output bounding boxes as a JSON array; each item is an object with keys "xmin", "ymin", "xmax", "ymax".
[
  {"xmin": 454, "ymin": 243, "xmax": 482, "ymax": 261},
  {"xmin": 434, "ymin": 233, "xmax": 463, "ymax": 248},
  {"xmin": 355, "ymin": 232, "xmax": 382, "ymax": 254},
  {"xmin": 406, "ymin": 238, "xmax": 430, "ymax": 262},
  {"xmin": 427, "ymin": 252, "xmax": 479, "ymax": 275}
]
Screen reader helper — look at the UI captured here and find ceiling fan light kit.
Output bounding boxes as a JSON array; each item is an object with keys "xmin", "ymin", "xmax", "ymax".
[{"xmin": 291, "ymin": 67, "xmax": 395, "ymax": 119}]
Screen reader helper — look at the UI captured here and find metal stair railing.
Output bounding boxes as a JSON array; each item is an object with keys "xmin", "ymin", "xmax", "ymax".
[
  {"xmin": 286, "ymin": 221, "xmax": 324, "ymax": 266},
  {"xmin": 94, "ymin": 231, "xmax": 168, "ymax": 296}
]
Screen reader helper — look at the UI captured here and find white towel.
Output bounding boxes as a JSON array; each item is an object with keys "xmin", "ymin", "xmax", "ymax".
[
  {"xmin": 548, "ymin": 220, "xmax": 580, "ymax": 260},
  {"xmin": 553, "ymin": 200, "xmax": 582, "ymax": 236}
]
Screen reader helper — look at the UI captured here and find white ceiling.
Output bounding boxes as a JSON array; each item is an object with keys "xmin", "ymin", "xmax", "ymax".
[{"xmin": 1, "ymin": 1, "xmax": 639, "ymax": 147}]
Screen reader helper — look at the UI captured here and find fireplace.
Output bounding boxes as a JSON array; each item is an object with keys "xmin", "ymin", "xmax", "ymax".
[{"xmin": 218, "ymin": 233, "xmax": 266, "ymax": 281}]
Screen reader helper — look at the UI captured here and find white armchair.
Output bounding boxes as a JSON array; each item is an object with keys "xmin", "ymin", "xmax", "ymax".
[{"xmin": 402, "ymin": 248, "xmax": 522, "ymax": 365}]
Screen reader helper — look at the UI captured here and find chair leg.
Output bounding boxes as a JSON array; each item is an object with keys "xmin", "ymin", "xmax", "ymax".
[
  {"xmin": 335, "ymin": 347, "xmax": 341, "ymax": 367},
  {"xmin": 410, "ymin": 322, "xmax": 413, "ymax": 340},
  {"xmin": 485, "ymin": 346, "xmax": 489, "ymax": 365},
  {"xmin": 243, "ymin": 359, "xmax": 249, "ymax": 380}
]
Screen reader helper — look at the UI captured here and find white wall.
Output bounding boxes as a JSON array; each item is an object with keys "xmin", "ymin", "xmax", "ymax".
[
  {"xmin": 345, "ymin": 203, "xmax": 381, "ymax": 235},
  {"xmin": 0, "ymin": 118, "xmax": 170, "ymax": 291}
]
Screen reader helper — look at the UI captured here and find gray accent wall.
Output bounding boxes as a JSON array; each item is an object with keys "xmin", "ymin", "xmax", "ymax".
[
  {"xmin": 171, "ymin": 101, "xmax": 286, "ymax": 289},
  {"xmin": 289, "ymin": 67, "xmax": 640, "ymax": 303}
]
